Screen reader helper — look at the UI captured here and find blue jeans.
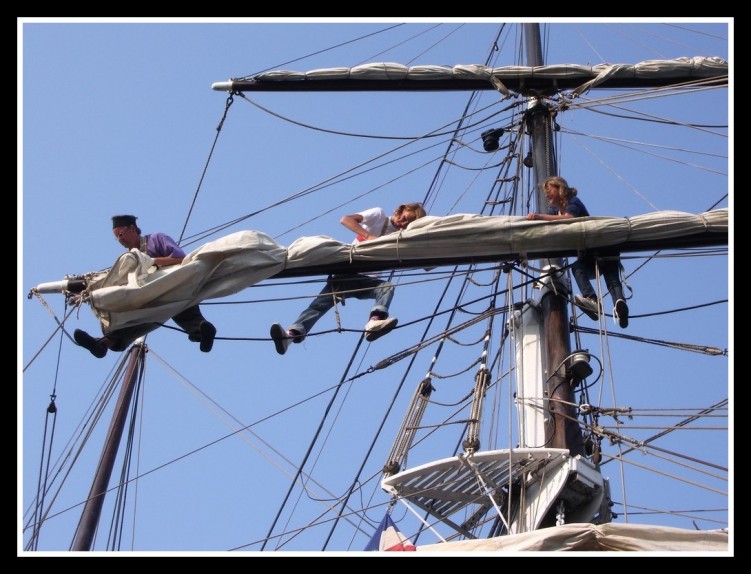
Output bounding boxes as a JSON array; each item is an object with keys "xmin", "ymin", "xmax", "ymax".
[
  {"xmin": 572, "ymin": 255, "xmax": 624, "ymax": 305},
  {"xmin": 289, "ymin": 274, "xmax": 394, "ymax": 338}
]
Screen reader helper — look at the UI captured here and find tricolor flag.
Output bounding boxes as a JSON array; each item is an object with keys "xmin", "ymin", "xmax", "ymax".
[{"xmin": 364, "ymin": 514, "xmax": 417, "ymax": 551}]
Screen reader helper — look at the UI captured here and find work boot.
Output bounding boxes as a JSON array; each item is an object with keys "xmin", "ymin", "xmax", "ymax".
[
  {"xmin": 199, "ymin": 321, "xmax": 217, "ymax": 352},
  {"xmin": 73, "ymin": 329, "xmax": 108, "ymax": 359}
]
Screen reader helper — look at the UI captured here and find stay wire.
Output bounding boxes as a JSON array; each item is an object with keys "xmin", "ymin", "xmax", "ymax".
[{"xmin": 177, "ymin": 93, "xmax": 235, "ymax": 245}]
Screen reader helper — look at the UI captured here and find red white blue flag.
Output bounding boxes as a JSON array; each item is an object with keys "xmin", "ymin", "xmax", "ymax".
[{"xmin": 364, "ymin": 514, "xmax": 416, "ymax": 551}]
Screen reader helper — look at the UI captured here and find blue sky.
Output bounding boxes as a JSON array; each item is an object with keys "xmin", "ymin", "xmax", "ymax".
[{"xmin": 20, "ymin": 18, "xmax": 731, "ymax": 555}]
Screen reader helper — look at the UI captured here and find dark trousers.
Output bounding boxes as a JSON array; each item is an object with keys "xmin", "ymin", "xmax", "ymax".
[
  {"xmin": 572, "ymin": 255, "xmax": 624, "ymax": 305},
  {"xmin": 106, "ymin": 305, "xmax": 207, "ymax": 351}
]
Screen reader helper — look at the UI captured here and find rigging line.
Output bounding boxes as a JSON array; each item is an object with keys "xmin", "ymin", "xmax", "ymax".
[
  {"xmin": 235, "ymin": 89, "xmax": 515, "ymax": 141},
  {"xmin": 616, "ymin": 22, "xmax": 727, "ymax": 51},
  {"xmin": 598, "ymin": 424, "xmax": 727, "ymax": 431},
  {"xmin": 29, "ymin": 393, "xmax": 61, "ymax": 551},
  {"xmin": 231, "ymin": 492, "xmax": 403, "ymax": 552},
  {"xmin": 598, "ymin": 450, "xmax": 726, "ymax": 498},
  {"xmin": 280, "ymin": 350, "xmax": 374, "ymax": 548},
  {"xmin": 238, "ymin": 23, "xmax": 406, "ymax": 79},
  {"xmin": 361, "ymin": 23, "xmax": 453, "ymax": 67},
  {"xmin": 563, "ymin": 127, "xmax": 727, "ymax": 160},
  {"xmin": 423, "ymin": 113, "xmax": 499, "ymax": 213},
  {"xmin": 106, "ymin": 356, "xmax": 147, "ymax": 551},
  {"xmin": 261, "ymin": 336, "xmax": 367, "ymax": 551},
  {"xmin": 29, "ymin": 344, "xmax": 356, "ymax": 545},
  {"xmin": 23, "ymin": 301, "xmax": 78, "ymax": 373},
  {"xmin": 568, "ymin": 133, "xmax": 659, "ymax": 211},
  {"xmin": 22, "ymin": 354, "xmax": 128, "ymax": 530},
  {"xmin": 572, "ymin": 25, "xmax": 606, "ymax": 63},
  {"xmin": 211, "ymin": 267, "xmax": 497, "ymax": 313},
  {"xmin": 177, "ymin": 93, "xmax": 235, "ymax": 246},
  {"xmin": 564, "ymin": 128, "xmax": 727, "ymax": 177},
  {"xmin": 626, "ymin": 408, "xmax": 727, "ymax": 416},
  {"xmin": 574, "ymin": 324, "xmax": 726, "ymax": 356},
  {"xmin": 143, "ymin": 366, "xmax": 377, "ymax": 552},
  {"xmin": 708, "ymin": 194, "xmax": 729, "ymax": 211},
  {"xmin": 572, "ymin": 87, "xmax": 729, "ymax": 133},
  {"xmin": 320, "ymin": 349, "xmax": 427, "ymax": 550},
  {"xmin": 556, "ymin": 403, "xmax": 729, "ymax": 483},
  {"xmin": 361, "ymin": 308, "xmax": 501, "ymax": 376},
  {"xmin": 227, "ymin": 77, "xmax": 518, "ymax": 236},
  {"xmin": 609, "ymin": 22, "xmax": 697, "ymax": 56},
  {"xmin": 316, "ymin": 272, "xmax": 505, "ymax": 549},
  {"xmin": 567, "ymin": 79, "xmax": 727, "ymax": 114},
  {"xmin": 354, "ymin": 268, "xmax": 551, "ymax": 376},
  {"xmin": 277, "ymin": 478, "xmax": 387, "ymax": 552},
  {"xmin": 602, "ymin": 399, "xmax": 729, "ymax": 467},
  {"xmin": 420, "ymin": 27, "xmax": 517, "ymax": 212},
  {"xmin": 612, "ymin": 501, "xmax": 728, "ymax": 526},
  {"xmin": 188, "ymin": 84, "xmax": 521, "ymax": 244},
  {"xmin": 179, "ymin": 103, "xmax": 516, "ymax": 245},
  {"xmin": 665, "ymin": 22, "xmax": 729, "ymax": 42},
  {"xmin": 444, "ymin": 157, "xmax": 508, "ymax": 171},
  {"xmin": 23, "ymin": 355, "xmax": 133, "ymax": 545},
  {"xmin": 364, "ymin": 272, "xmax": 506, "ymax": 537},
  {"xmin": 632, "ymin": 298, "xmax": 728, "ymax": 319},
  {"xmin": 148, "ymin": 349, "xmax": 364, "ymax": 509}
]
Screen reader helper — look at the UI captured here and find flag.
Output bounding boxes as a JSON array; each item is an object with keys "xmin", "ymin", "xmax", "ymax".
[{"xmin": 364, "ymin": 513, "xmax": 416, "ymax": 551}]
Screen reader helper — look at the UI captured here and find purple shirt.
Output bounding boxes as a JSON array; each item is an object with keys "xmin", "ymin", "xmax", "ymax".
[{"xmin": 144, "ymin": 232, "xmax": 186, "ymax": 259}]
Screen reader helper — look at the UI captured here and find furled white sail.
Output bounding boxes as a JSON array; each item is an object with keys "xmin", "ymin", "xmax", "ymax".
[
  {"xmin": 213, "ymin": 57, "xmax": 728, "ymax": 97},
  {"xmin": 57, "ymin": 208, "xmax": 726, "ymax": 336},
  {"xmin": 416, "ymin": 522, "xmax": 729, "ymax": 552}
]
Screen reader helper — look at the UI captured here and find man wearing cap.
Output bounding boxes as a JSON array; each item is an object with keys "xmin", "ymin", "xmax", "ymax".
[{"xmin": 73, "ymin": 215, "xmax": 217, "ymax": 358}]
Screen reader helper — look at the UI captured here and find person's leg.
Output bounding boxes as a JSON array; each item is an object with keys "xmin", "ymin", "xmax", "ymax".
[
  {"xmin": 344, "ymin": 276, "xmax": 395, "ymax": 318},
  {"xmin": 288, "ymin": 280, "xmax": 339, "ymax": 339},
  {"xmin": 173, "ymin": 305, "xmax": 216, "ymax": 352},
  {"xmin": 572, "ymin": 256, "xmax": 597, "ymax": 299},
  {"xmin": 602, "ymin": 257, "xmax": 629, "ymax": 328},
  {"xmin": 74, "ymin": 322, "xmax": 161, "ymax": 357},
  {"xmin": 272, "ymin": 278, "xmax": 341, "ymax": 355},
  {"xmin": 601, "ymin": 258, "xmax": 625, "ymax": 305},
  {"xmin": 347, "ymin": 276, "xmax": 398, "ymax": 341},
  {"xmin": 73, "ymin": 329, "xmax": 110, "ymax": 358},
  {"xmin": 572, "ymin": 256, "xmax": 601, "ymax": 320}
]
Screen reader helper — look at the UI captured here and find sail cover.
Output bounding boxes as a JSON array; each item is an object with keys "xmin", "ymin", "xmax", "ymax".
[
  {"xmin": 415, "ymin": 522, "xmax": 729, "ymax": 552},
  {"xmin": 213, "ymin": 57, "xmax": 728, "ymax": 97},
  {"xmin": 82, "ymin": 209, "xmax": 728, "ymax": 336}
]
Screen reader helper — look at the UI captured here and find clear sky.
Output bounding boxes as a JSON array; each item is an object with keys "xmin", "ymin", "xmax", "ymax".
[{"xmin": 19, "ymin": 18, "xmax": 732, "ymax": 555}]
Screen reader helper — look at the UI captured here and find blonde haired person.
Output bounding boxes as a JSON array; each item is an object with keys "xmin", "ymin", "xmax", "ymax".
[
  {"xmin": 527, "ymin": 177, "xmax": 630, "ymax": 328},
  {"xmin": 271, "ymin": 203, "xmax": 427, "ymax": 354}
]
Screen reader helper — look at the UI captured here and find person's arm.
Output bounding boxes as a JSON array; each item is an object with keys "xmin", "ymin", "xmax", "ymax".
[
  {"xmin": 153, "ymin": 255, "xmax": 184, "ymax": 268},
  {"xmin": 148, "ymin": 233, "xmax": 187, "ymax": 267},
  {"xmin": 340, "ymin": 213, "xmax": 377, "ymax": 241},
  {"xmin": 527, "ymin": 212, "xmax": 574, "ymax": 221}
]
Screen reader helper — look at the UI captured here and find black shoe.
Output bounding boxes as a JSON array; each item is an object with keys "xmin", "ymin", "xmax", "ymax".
[
  {"xmin": 73, "ymin": 329, "xmax": 108, "ymax": 359},
  {"xmin": 199, "ymin": 321, "xmax": 217, "ymax": 352},
  {"xmin": 270, "ymin": 323, "xmax": 291, "ymax": 355},
  {"xmin": 614, "ymin": 299, "xmax": 629, "ymax": 329},
  {"xmin": 574, "ymin": 295, "xmax": 601, "ymax": 321}
]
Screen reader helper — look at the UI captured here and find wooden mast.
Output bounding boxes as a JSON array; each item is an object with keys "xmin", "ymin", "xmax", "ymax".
[
  {"xmin": 524, "ymin": 24, "xmax": 586, "ymax": 455},
  {"xmin": 71, "ymin": 341, "xmax": 144, "ymax": 551}
]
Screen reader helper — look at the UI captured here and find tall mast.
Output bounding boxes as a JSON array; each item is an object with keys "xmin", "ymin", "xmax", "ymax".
[
  {"xmin": 524, "ymin": 23, "xmax": 585, "ymax": 454},
  {"xmin": 71, "ymin": 341, "xmax": 144, "ymax": 551}
]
